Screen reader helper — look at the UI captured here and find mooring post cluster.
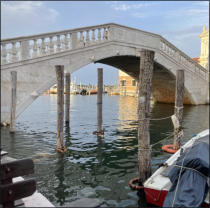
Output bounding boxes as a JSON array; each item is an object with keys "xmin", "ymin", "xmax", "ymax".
[
  {"xmin": 137, "ymin": 50, "xmax": 185, "ymax": 183},
  {"xmin": 55, "ymin": 65, "xmax": 105, "ymax": 151},
  {"xmin": 55, "ymin": 65, "xmax": 71, "ymax": 153}
]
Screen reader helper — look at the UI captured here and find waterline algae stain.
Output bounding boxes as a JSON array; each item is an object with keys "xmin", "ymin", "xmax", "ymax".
[{"xmin": 1, "ymin": 95, "xmax": 209, "ymax": 207}]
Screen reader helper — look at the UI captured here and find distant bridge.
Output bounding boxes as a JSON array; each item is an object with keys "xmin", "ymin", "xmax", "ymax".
[{"xmin": 1, "ymin": 23, "xmax": 209, "ymax": 124}]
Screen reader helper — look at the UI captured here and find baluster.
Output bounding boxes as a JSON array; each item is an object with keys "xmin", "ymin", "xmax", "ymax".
[
  {"xmin": 56, "ymin": 35, "xmax": 61, "ymax": 52},
  {"xmin": 86, "ymin": 30, "xmax": 90, "ymax": 46},
  {"xmin": 107, "ymin": 26, "xmax": 110, "ymax": 40},
  {"xmin": 164, "ymin": 44, "xmax": 167, "ymax": 52},
  {"xmin": 170, "ymin": 48, "xmax": 172, "ymax": 56},
  {"xmin": 176, "ymin": 51, "xmax": 179, "ymax": 59},
  {"xmin": 97, "ymin": 28, "xmax": 101, "ymax": 42},
  {"xmin": 166, "ymin": 45, "xmax": 169, "ymax": 54},
  {"xmin": 159, "ymin": 41, "xmax": 163, "ymax": 50},
  {"xmin": 184, "ymin": 58, "xmax": 186, "ymax": 66},
  {"xmin": 40, "ymin": 38, "xmax": 46, "ymax": 56},
  {"xmin": 11, "ymin": 42, "xmax": 18, "ymax": 62},
  {"xmin": 172, "ymin": 49, "xmax": 174, "ymax": 56},
  {"xmin": 168, "ymin": 46, "xmax": 171, "ymax": 55},
  {"xmin": 168, "ymin": 47, "xmax": 170, "ymax": 55},
  {"xmin": 104, "ymin": 27, "xmax": 108, "ymax": 40},
  {"xmin": 70, "ymin": 32, "xmax": 78, "ymax": 49},
  {"xmin": 32, "ymin": 39, "xmax": 38, "ymax": 58},
  {"xmin": 79, "ymin": 31, "xmax": 84, "ymax": 47},
  {"xmin": 49, "ymin": 36, "xmax": 54, "ymax": 54},
  {"xmin": 1, "ymin": 43, "xmax": 7, "ymax": 64},
  {"xmin": 102, "ymin": 27, "xmax": 107, "ymax": 41},
  {"xmin": 178, "ymin": 55, "xmax": 180, "ymax": 62},
  {"xmin": 103, "ymin": 28, "xmax": 105, "ymax": 40},
  {"xmin": 64, "ymin": 34, "xmax": 69, "ymax": 50},
  {"xmin": 91, "ymin": 29, "xmax": 95, "ymax": 44},
  {"xmin": 20, "ymin": 40, "xmax": 30, "ymax": 60},
  {"xmin": 163, "ymin": 43, "xmax": 166, "ymax": 52}
]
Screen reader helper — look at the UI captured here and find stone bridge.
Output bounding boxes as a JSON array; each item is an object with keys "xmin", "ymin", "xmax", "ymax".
[{"xmin": 1, "ymin": 23, "xmax": 209, "ymax": 124}]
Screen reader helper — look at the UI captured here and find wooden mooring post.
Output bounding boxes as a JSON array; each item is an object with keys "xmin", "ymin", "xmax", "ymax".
[
  {"xmin": 138, "ymin": 49, "xmax": 154, "ymax": 183},
  {"xmin": 55, "ymin": 65, "xmax": 66, "ymax": 152},
  {"xmin": 65, "ymin": 73, "xmax": 71, "ymax": 124},
  {"xmin": 173, "ymin": 69, "xmax": 184, "ymax": 150},
  {"xmin": 10, "ymin": 71, "xmax": 17, "ymax": 133},
  {"xmin": 94, "ymin": 68, "xmax": 104, "ymax": 136}
]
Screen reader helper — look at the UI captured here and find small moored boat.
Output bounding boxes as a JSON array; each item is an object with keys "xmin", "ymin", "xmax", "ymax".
[
  {"xmin": 143, "ymin": 129, "xmax": 209, "ymax": 207},
  {"xmin": 90, "ymin": 89, "xmax": 97, "ymax": 94}
]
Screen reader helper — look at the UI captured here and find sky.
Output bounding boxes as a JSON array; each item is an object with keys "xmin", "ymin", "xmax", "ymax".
[{"xmin": 1, "ymin": 1, "xmax": 209, "ymax": 85}]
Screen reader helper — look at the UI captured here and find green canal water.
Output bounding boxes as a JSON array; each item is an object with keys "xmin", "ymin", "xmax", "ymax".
[{"xmin": 1, "ymin": 95, "xmax": 209, "ymax": 207}]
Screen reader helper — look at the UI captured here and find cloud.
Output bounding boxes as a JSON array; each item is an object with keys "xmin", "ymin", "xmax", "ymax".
[
  {"xmin": 132, "ymin": 13, "xmax": 147, "ymax": 19},
  {"xmin": 1, "ymin": 1, "xmax": 59, "ymax": 38},
  {"xmin": 193, "ymin": 1, "xmax": 209, "ymax": 7},
  {"xmin": 168, "ymin": 5, "xmax": 208, "ymax": 22},
  {"xmin": 110, "ymin": 2, "xmax": 151, "ymax": 11}
]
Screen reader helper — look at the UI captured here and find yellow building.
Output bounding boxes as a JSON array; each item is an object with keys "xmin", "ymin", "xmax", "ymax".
[
  {"xmin": 119, "ymin": 26, "xmax": 209, "ymax": 96},
  {"xmin": 118, "ymin": 70, "xmax": 137, "ymax": 96}
]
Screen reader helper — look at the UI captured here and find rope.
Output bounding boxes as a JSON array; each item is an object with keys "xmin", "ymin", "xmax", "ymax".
[
  {"xmin": 171, "ymin": 164, "xmax": 208, "ymax": 179},
  {"xmin": 138, "ymin": 146, "xmax": 152, "ymax": 151},
  {"xmin": 138, "ymin": 115, "xmax": 174, "ymax": 121},
  {"xmin": 175, "ymin": 106, "xmax": 184, "ymax": 110},
  {"xmin": 150, "ymin": 115, "xmax": 173, "ymax": 121},
  {"xmin": 150, "ymin": 133, "xmax": 174, "ymax": 148}
]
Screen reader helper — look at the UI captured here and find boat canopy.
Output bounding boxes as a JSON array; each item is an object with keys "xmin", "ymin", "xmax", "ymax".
[{"xmin": 163, "ymin": 134, "xmax": 209, "ymax": 207}]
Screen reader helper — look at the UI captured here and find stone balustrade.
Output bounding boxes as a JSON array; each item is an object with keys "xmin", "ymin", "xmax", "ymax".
[
  {"xmin": 1, "ymin": 23, "xmax": 208, "ymax": 81},
  {"xmin": 159, "ymin": 39, "xmax": 209, "ymax": 81},
  {"xmin": 1, "ymin": 24, "xmax": 110, "ymax": 64}
]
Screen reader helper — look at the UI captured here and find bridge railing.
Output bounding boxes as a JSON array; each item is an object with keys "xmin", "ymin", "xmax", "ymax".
[
  {"xmin": 1, "ymin": 23, "xmax": 209, "ymax": 82},
  {"xmin": 1, "ymin": 24, "xmax": 111, "ymax": 64},
  {"xmin": 159, "ymin": 38, "xmax": 209, "ymax": 81}
]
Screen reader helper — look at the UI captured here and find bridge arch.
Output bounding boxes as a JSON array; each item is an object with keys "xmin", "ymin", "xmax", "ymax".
[{"xmin": 1, "ymin": 23, "xmax": 209, "ymax": 124}]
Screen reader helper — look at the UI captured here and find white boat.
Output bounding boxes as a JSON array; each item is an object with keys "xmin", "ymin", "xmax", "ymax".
[{"xmin": 143, "ymin": 129, "xmax": 209, "ymax": 207}]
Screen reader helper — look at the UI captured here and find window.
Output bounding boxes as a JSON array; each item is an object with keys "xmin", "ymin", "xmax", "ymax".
[
  {"xmin": 132, "ymin": 80, "xmax": 136, "ymax": 86},
  {"xmin": 121, "ymin": 80, "xmax": 126, "ymax": 86}
]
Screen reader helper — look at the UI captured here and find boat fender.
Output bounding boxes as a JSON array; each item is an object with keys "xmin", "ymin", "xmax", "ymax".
[
  {"xmin": 161, "ymin": 144, "xmax": 180, "ymax": 154},
  {"xmin": 56, "ymin": 147, "xmax": 67, "ymax": 153},
  {"xmin": 129, "ymin": 177, "xmax": 144, "ymax": 191}
]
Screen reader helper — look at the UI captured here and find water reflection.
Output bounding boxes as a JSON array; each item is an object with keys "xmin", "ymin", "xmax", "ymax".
[
  {"xmin": 1, "ymin": 95, "xmax": 209, "ymax": 207},
  {"xmin": 54, "ymin": 153, "xmax": 68, "ymax": 206}
]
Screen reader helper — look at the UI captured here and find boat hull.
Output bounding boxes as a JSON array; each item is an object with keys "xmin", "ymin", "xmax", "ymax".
[
  {"xmin": 144, "ymin": 187, "xmax": 209, "ymax": 207},
  {"xmin": 143, "ymin": 129, "xmax": 209, "ymax": 207}
]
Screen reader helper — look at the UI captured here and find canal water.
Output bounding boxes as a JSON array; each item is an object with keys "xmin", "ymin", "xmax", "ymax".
[{"xmin": 1, "ymin": 94, "xmax": 209, "ymax": 207}]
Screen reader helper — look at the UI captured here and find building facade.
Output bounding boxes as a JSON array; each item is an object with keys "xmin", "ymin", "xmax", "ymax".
[
  {"xmin": 119, "ymin": 26, "xmax": 209, "ymax": 96},
  {"xmin": 199, "ymin": 26, "xmax": 209, "ymax": 69},
  {"xmin": 118, "ymin": 70, "xmax": 138, "ymax": 96}
]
